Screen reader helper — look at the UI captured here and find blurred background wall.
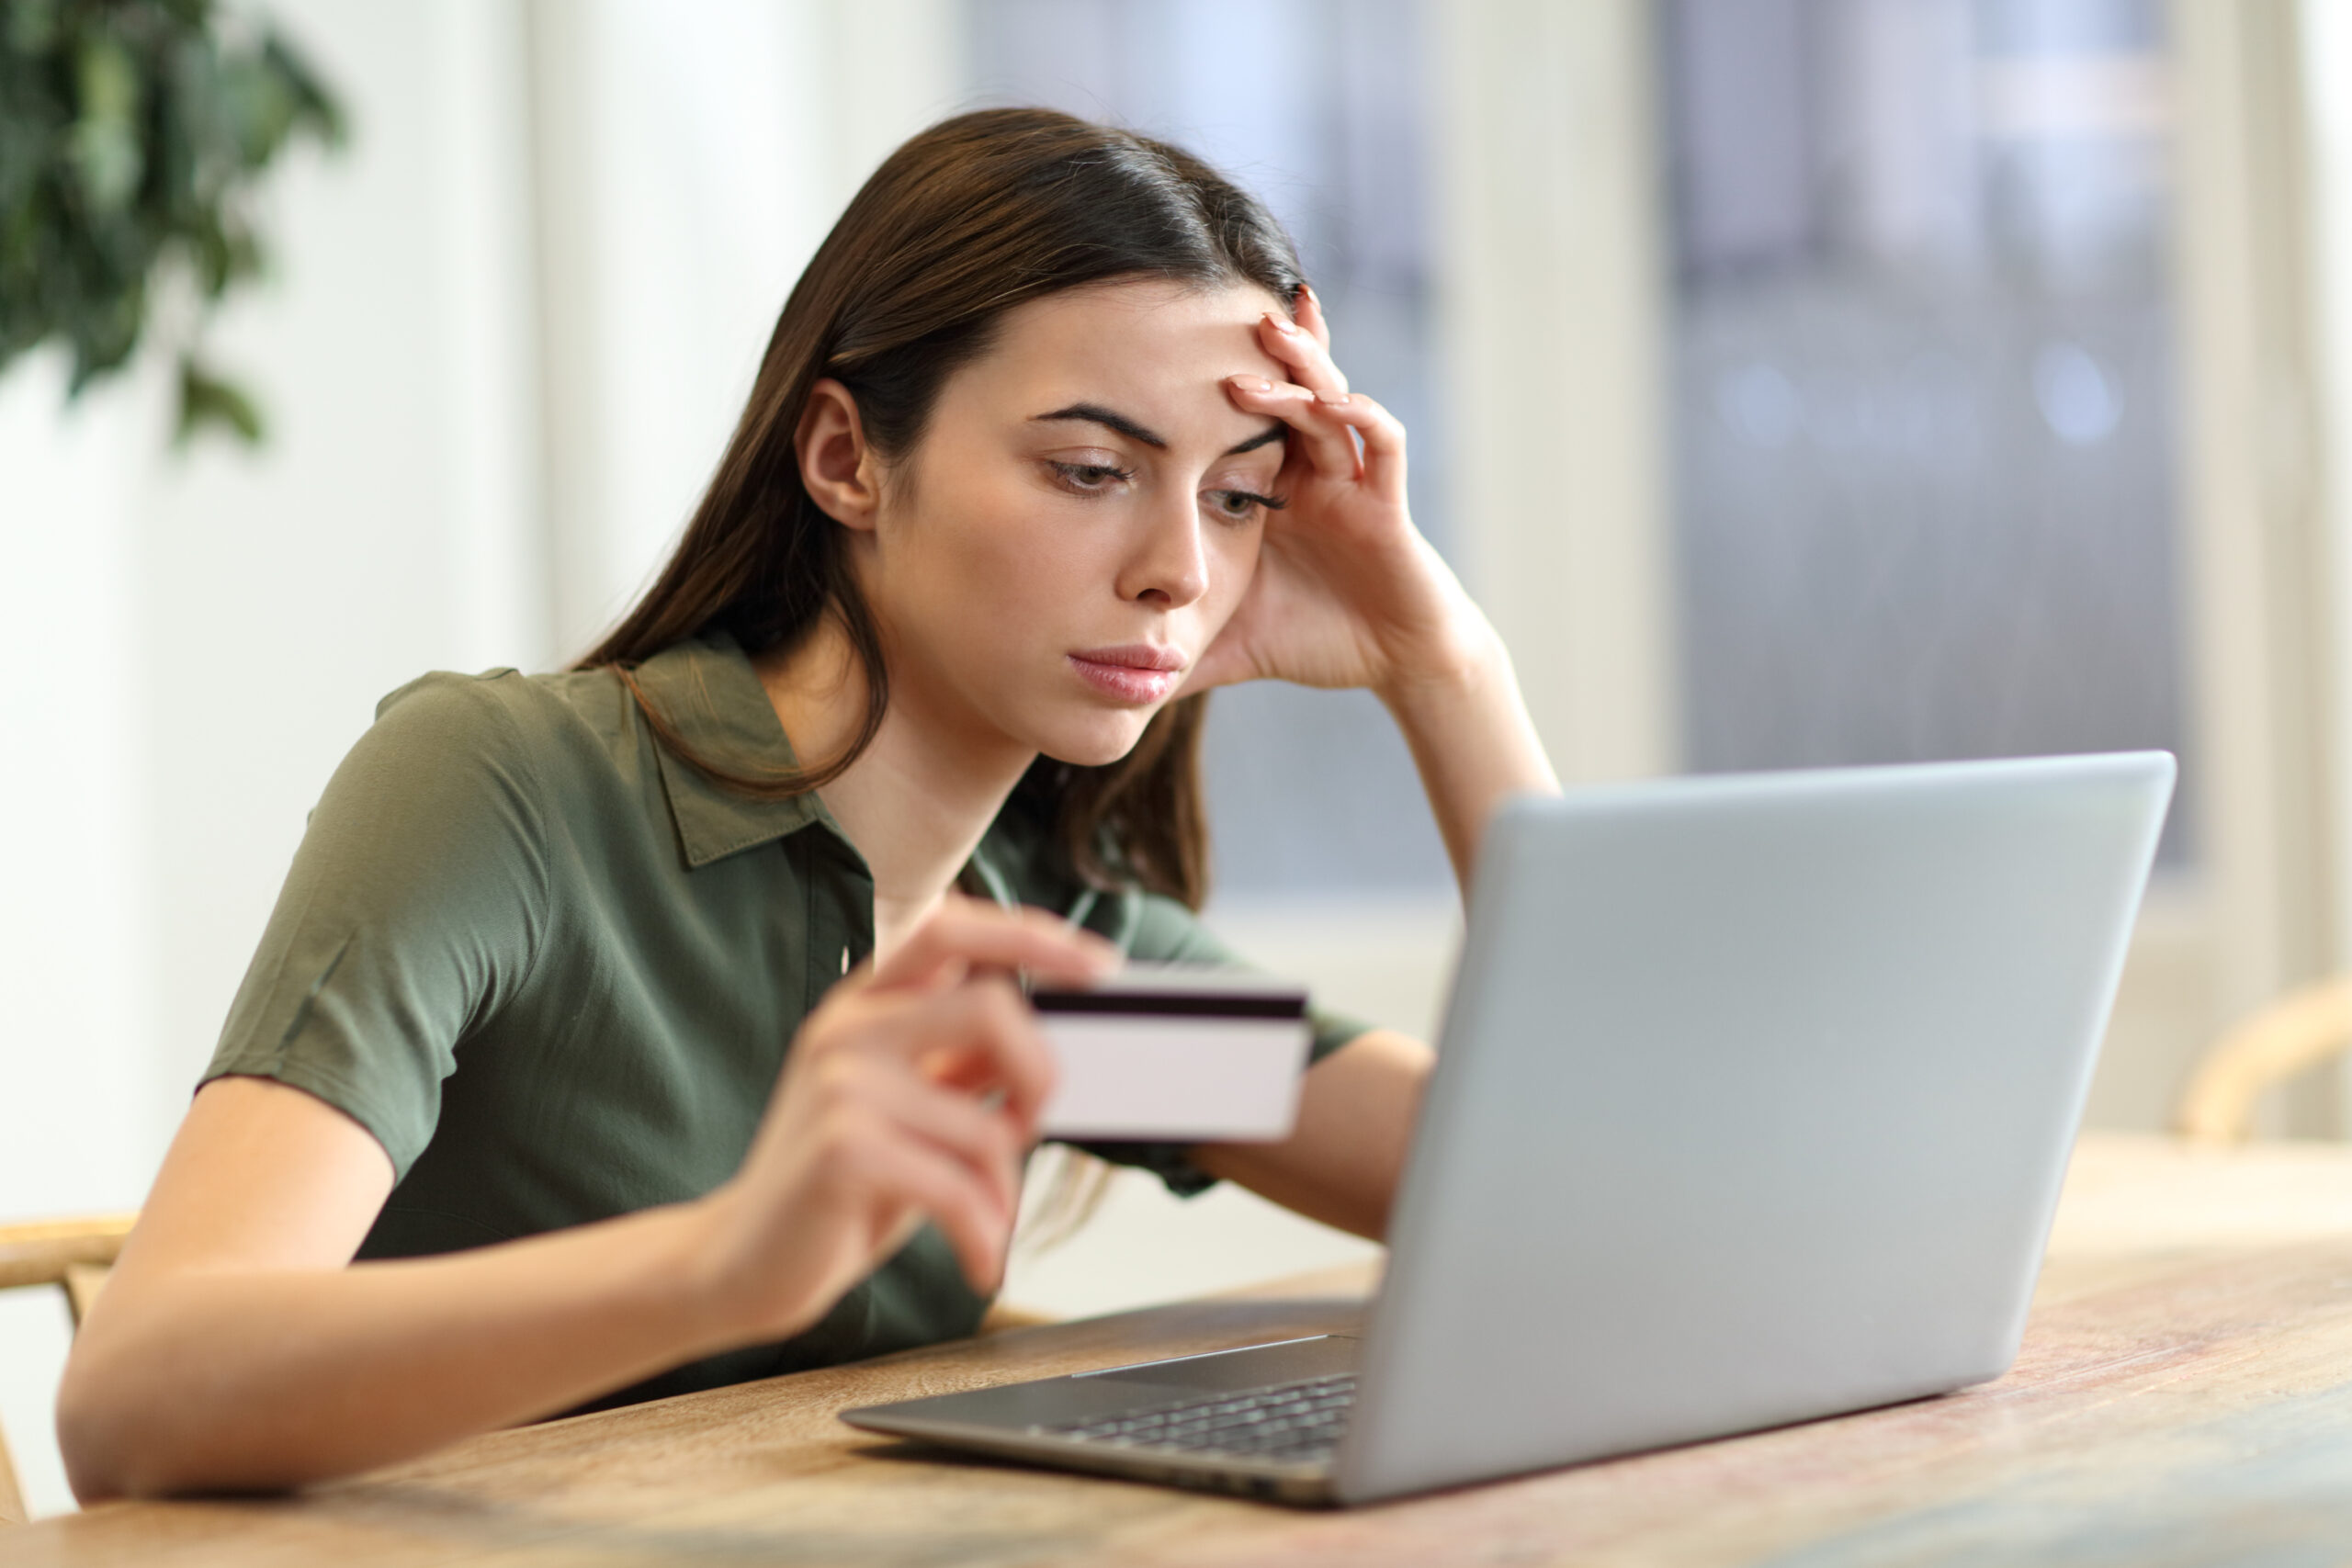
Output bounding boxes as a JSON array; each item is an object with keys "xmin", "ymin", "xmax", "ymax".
[{"xmin": 5, "ymin": 0, "xmax": 2351, "ymax": 1517}]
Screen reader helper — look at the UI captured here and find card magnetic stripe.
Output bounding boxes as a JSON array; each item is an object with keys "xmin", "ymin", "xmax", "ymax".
[{"xmin": 1028, "ymin": 992, "xmax": 1307, "ymax": 1021}]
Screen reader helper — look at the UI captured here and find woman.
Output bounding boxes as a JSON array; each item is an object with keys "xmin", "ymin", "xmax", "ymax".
[{"xmin": 58, "ymin": 107, "xmax": 1557, "ymax": 1499}]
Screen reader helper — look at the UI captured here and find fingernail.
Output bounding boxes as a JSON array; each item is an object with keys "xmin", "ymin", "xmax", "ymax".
[
  {"xmin": 1264, "ymin": 311, "xmax": 1298, "ymax": 335},
  {"xmin": 1317, "ymin": 389, "xmax": 1351, "ymax": 406}
]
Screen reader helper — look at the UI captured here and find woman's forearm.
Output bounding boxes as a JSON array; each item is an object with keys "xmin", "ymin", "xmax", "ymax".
[
  {"xmin": 60, "ymin": 1199, "xmax": 741, "ymax": 1500},
  {"xmin": 1379, "ymin": 628, "xmax": 1561, "ymax": 895},
  {"xmin": 68, "ymin": 911, "xmax": 1083, "ymax": 1504}
]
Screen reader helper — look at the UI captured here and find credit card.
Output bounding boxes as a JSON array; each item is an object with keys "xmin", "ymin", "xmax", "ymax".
[{"xmin": 1029, "ymin": 964, "xmax": 1313, "ymax": 1143}]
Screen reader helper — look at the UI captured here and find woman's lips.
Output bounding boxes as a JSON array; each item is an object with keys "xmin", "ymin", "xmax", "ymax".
[{"xmin": 1068, "ymin": 645, "xmax": 1187, "ymax": 704}]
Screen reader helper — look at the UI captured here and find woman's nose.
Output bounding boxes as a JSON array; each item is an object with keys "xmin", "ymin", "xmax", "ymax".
[{"xmin": 1118, "ymin": 495, "xmax": 1209, "ymax": 608}]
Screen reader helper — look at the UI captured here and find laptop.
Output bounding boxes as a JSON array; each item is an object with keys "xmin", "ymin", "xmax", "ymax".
[{"xmin": 842, "ymin": 751, "xmax": 2176, "ymax": 1506}]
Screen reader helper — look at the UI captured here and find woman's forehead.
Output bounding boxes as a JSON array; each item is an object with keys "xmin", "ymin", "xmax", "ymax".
[{"xmin": 954, "ymin": 279, "xmax": 1291, "ymax": 438}]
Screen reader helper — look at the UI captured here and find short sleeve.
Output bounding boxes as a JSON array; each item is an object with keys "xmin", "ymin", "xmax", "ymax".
[
  {"xmin": 1060, "ymin": 888, "xmax": 1378, "ymax": 1198},
  {"xmin": 203, "ymin": 675, "xmax": 549, "ymax": 1179}
]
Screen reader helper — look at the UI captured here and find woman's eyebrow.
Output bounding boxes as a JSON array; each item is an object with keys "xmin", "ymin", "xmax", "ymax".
[
  {"xmin": 1030, "ymin": 404, "xmax": 1285, "ymax": 457},
  {"xmin": 1223, "ymin": 423, "xmax": 1287, "ymax": 457},
  {"xmin": 1033, "ymin": 403, "xmax": 1166, "ymax": 448}
]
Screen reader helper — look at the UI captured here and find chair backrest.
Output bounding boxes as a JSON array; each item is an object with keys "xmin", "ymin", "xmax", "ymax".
[
  {"xmin": 2175, "ymin": 978, "xmax": 2352, "ymax": 1143},
  {"xmin": 0, "ymin": 1215, "xmax": 136, "ymax": 1526}
]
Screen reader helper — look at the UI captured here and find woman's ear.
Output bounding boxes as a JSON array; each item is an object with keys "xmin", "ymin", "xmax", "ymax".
[{"xmin": 796, "ymin": 378, "xmax": 884, "ymax": 531}]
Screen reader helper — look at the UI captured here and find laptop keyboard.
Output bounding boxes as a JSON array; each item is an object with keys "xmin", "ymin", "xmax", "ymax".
[{"xmin": 1035, "ymin": 1372, "xmax": 1358, "ymax": 1465}]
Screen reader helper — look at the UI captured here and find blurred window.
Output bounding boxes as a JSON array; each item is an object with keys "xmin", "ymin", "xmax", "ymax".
[
  {"xmin": 965, "ymin": 0, "xmax": 1453, "ymax": 897},
  {"xmin": 1661, "ymin": 0, "xmax": 2192, "ymax": 862}
]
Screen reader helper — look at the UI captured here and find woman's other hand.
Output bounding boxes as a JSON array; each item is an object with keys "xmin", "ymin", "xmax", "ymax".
[
  {"xmin": 691, "ymin": 897, "xmax": 1116, "ymax": 1343},
  {"xmin": 1191, "ymin": 288, "xmax": 1495, "ymax": 705},
  {"xmin": 60, "ymin": 899, "xmax": 1114, "ymax": 1501}
]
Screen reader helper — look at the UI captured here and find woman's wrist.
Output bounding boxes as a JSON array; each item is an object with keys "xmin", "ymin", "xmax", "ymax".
[
  {"xmin": 662, "ymin": 1186, "xmax": 812, "ymax": 1358},
  {"xmin": 1376, "ymin": 622, "xmax": 1560, "ymax": 889},
  {"xmin": 1360, "ymin": 527, "xmax": 1532, "ymax": 705},
  {"xmin": 1372, "ymin": 606, "xmax": 1512, "ymax": 728}
]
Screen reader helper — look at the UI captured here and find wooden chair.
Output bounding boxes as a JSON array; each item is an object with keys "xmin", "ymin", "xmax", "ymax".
[
  {"xmin": 0, "ymin": 1214, "xmax": 135, "ymax": 1525},
  {"xmin": 2175, "ymin": 977, "xmax": 2352, "ymax": 1144}
]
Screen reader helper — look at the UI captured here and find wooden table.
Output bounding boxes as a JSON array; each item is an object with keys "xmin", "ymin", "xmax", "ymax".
[{"xmin": 13, "ymin": 1131, "xmax": 2352, "ymax": 1566}]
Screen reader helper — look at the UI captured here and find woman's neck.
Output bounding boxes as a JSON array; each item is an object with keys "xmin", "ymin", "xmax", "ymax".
[{"xmin": 752, "ymin": 615, "xmax": 1035, "ymax": 958}]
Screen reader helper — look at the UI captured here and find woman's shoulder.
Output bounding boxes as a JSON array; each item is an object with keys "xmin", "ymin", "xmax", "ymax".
[
  {"xmin": 373, "ymin": 662, "xmax": 627, "ymax": 740},
  {"xmin": 364, "ymin": 664, "xmax": 639, "ymax": 787},
  {"xmin": 323, "ymin": 665, "xmax": 675, "ymax": 873}
]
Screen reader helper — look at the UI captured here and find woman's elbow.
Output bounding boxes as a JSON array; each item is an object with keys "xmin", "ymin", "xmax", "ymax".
[
  {"xmin": 56, "ymin": 1330, "xmax": 202, "ymax": 1504},
  {"xmin": 57, "ymin": 1340, "xmax": 140, "ymax": 1503}
]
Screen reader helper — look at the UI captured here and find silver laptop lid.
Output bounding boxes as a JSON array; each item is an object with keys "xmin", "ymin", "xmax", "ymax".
[{"xmin": 1339, "ymin": 751, "xmax": 2174, "ymax": 1504}]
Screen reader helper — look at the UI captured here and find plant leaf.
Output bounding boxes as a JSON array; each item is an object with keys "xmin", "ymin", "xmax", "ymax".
[
  {"xmin": 69, "ymin": 34, "xmax": 145, "ymax": 211},
  {"xmin": 6, "ymin": 0, "xmax": 62, "ymax": 55},
  {"xmin": 0, "ymin": 0, "xmax": 344, "ymax": 444},
  {"xmin": 262, "ymin": 30, "xmax": 345, "ymax": 147},
  {"xmin": 175, "ymin": 354, "xmax": 264, "ymax": 446}
]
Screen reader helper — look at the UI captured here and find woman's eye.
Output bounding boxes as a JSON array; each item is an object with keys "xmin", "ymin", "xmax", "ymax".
[
  {"xmin": 1048, "ymin": 460, "xmax": 1133, "ymax": 492},
  {"xmin": 1206, "ymin": 489, "xmax": 1283, "ymax": 522}
]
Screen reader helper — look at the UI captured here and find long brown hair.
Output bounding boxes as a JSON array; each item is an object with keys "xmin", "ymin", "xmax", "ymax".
[{"xmin": 579, "ymin": 108, "xmax": 1307, "ymax": 909}]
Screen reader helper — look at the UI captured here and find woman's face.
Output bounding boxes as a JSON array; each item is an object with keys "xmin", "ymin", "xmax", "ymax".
[{"xmin": 854, "ymin": 278, "xmax": 1292, "ymax": 766}]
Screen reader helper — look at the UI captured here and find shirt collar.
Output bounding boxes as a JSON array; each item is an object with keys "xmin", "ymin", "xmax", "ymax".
[{"xmin": 629, "ymin": 631, "xmax": 834, "ymax": 869}]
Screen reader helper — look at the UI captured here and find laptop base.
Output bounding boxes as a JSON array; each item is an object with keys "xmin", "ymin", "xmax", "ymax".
[{"xmin": 842, "ymin": 1335, "xmax": 1357, "ymax": 1506}]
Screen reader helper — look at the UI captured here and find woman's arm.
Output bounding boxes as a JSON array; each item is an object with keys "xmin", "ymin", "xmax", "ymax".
[
  {"xmin": 1210, "ymin": 288, "xmax": 1562, "ymax": 894},
  {"xmin": 1378, "ymin": 635, "xmax": 1557, "ymax": 894},
  {"xmin": 1187, "ymin": 289, "xmax": 1563, "ymax": 1221},
  {"xmin": 61, "ymin": 1077, "xmax": 737, "ymax": 1497},
  {"xmin": 61, "ymin": 901, "xmax": 1109, "ymax": 1500}
]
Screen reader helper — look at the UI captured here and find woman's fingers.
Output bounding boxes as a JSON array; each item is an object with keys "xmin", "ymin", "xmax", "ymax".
[
  {"xmin": 845, "ymin": 976, "xmax": 1059, "ymax": 1133},
  {"xmin": 867, "ymin": 895, "xmax": 1117, "ymax": 993},
  {"xmin": 831, "ymin": 1052, "xmax": 1027, "ymax": 1233},
  {"xmin": 831, "ymin": 1113, "xmax": 1018, "ymax": 1292},
  {"xmin": 917, "ymin": 977, "xmax": 1059, "ymax": 1133},
  {"xmin": 1295, "ymin": 284, "xmax": 1334, "ymax": 351},
  {"xmin": 1256, "ymin": 310, "xmax": 1347, "ymax": 397},
  {"xmin": 780, "ymin": 1044, "xmax": 1028, "ymax": 1293},
  {"xmin": 1227, "ymin": 375, "xmax": 1361, "ymax": 481},
  {"xmin": 1231, "ymin": 293, "xmax": 1383, "ymax": 486},
  {"xmin": 785, "ymin": 898, "xmax": 1103, "ymax": 1292},
  {"xmin": 1308, "ymin": 390, "xmax": 1408, "ymax": 502}
]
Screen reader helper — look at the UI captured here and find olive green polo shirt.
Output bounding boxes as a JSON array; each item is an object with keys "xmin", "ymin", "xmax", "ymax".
[{"xmin": 203, "ymin": 632, "xmax": 1367, "ymax": 1407}]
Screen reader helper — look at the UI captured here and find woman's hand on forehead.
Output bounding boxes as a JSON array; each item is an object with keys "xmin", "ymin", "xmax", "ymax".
[{"xmin": 1187, "ymin": 286, "xmax": 1497, "ymax": 701}]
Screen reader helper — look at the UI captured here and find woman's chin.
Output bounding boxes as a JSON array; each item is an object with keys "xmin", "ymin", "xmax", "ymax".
[{"xmin": 1032, "ymin": 712, "xmax": 1159, "ymax": 770}]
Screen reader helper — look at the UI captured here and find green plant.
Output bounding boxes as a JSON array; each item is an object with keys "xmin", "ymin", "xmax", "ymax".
[{"xmin": 0, "ymin": 0, "xmax": 343, "ymax": 446}]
